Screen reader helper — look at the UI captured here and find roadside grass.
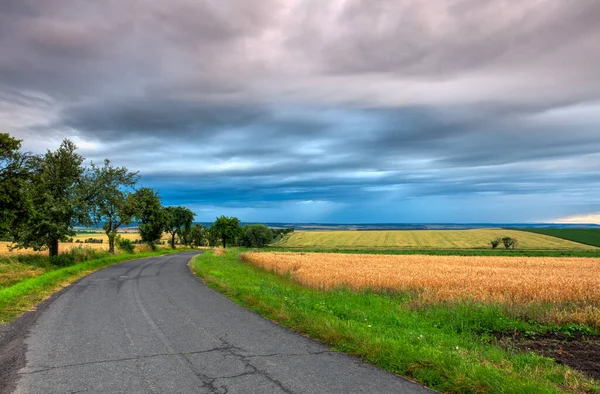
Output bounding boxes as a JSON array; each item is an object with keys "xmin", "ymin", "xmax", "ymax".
[
  {"xmin": 0, "ymin": 248, "xmax": 192, "ymax": 324},
  {"xmin": 190, "ymin": 249, "xmax": 600, "ymax": 394},
  {"xmin": 519, "ymin": 229, "xmax": 600, "ymax": 248},
  {"xmin": 274, "ymin": 229, "xmax": 596, "ymax": 250}
]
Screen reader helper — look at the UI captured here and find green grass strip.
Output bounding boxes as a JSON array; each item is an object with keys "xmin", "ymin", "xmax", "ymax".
[
  {"xmin": 0, "ymin": 249, "xmax": 190, "ymax": 324},
  {"xmin": 190, "ymin": 249, "xmax": 600, "ymax": 394}
]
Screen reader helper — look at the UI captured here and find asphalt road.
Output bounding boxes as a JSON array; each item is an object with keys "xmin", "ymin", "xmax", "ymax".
[{"xmin": 12, "ymin": 252, "xmax": 432, "ymax": 393}]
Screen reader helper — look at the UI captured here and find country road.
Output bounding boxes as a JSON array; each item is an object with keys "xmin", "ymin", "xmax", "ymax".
[{"xmin": 5, "ymin": 252, "xmax": 432, "ymax": 393}]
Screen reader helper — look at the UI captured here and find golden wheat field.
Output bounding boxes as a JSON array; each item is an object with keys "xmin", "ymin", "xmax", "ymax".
[
  {"xmin": 275, "ymin": 229, "xmax": 596, "ymax": 249},
  {"xmin": 241, "ymin": 252, "xmax": 600, "ymax": 325},
  {"xmin": 0, "ymin": 242, "xmax": 109, "ymax": 256}
]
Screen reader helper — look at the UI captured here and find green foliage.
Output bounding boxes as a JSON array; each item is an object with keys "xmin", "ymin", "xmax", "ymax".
[
  {"xmin": 131, "ymin": 187, "xmax": 166, "ymax": 249},
  {"xmin": 271, "ymin": 228, "xmax": 294, "ymax": 243},
  {"xmin": 240, "ymin": 224, "xmax": 273, "ymax": 247},
  {"xmin": 16, "ymin": 139, "xmax": 92, "ymax": 257},
  {"xmin": 206, "ymin": 226, "xmax": 220, "ymax": 247},
  {"xmin": 520, "ymin": 228, "xmax": 600, "ymax": 247},
  {"xmin": 490, "ymin": 238, "xmax": 500, "ymax": 249},
  {"xmin": 117, "ymin": 236, "xmax": 136, "ymax": 253},
  {"xmin": 211, "ymin": 216, "xmax": 241, "ymax": 248},
  {"xmin": 89, "ymin": 159, "xmax": 139, "ymax": 253},
  {"xmin": 189, "ymin": 224, "xmax": 207, "ymax": 247},
  {"xmin": 191, "ymin": 250, "xmax": 600, "ymax": 394},
  {"xmin": 0, "ymin": 133, "xmax": 33, "ymax": 240},
  {"xmin": 502, "ymin": 236, "xmax": 518, "ymax": 249},
  {"xmin": 163, "ymin": 206, "xmax": 195, "ymax": 248}
]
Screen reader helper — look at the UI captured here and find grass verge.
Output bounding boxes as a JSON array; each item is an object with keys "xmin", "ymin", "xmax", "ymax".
[
  {"xmin": 190, "ymin": 249, "xmax": 600, "ymax": 394},
  {"xmin": 0, "ymin": 249, "xmax": 191, "ymax": 324}
]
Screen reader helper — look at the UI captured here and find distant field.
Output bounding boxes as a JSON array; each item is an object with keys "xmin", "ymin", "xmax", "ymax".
[
  {"xmin": 520, "ymin": 228, "xmax": 600, "ymax": 247},
  {"xmin": 274, "ymin": 229, "xmax": 596, "ymax": 250}
]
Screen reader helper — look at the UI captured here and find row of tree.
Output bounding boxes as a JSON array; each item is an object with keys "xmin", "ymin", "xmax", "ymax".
[
  {"xmin": 1, "ymin": 133, "xmax": 287, "ymax": 257},
  {"xmin": 0, "ymin": 133, "xmax": 197, "ymax": 256}
]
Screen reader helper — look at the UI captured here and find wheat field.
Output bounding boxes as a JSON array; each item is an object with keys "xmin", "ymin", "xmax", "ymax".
[
  {"xmin": 241, "ymin": 252, "xmax": 600, "ymax": 326},
  {"xmin": 275, "ymin": 229, "xmax": 596, "ymax": 249}
]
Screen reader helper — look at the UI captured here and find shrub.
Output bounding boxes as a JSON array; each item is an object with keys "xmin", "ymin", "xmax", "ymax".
[
  {"xmin": 240, "ymin": 224, "xmax": 273, "ymax": 247},
  {"xmin": 117, "ymin": 237, "xmax": 136, "ymax": 254},
  {"xmin": 490, "ymin": 239, "xmax": 500, "ymax": 249},
  {"xmin": 49, "ymin": 254, "xmax": 75, "ymax": 267}
]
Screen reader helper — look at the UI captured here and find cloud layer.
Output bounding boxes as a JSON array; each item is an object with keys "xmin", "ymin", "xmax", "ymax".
[{"xmin": 2, "ymin": 0, "xmax": 600, "ymax": 222}]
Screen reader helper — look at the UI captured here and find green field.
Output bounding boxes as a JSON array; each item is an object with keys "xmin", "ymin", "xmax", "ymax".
[
  {"xmin": 520, "ymin": 228, "xmax": 600, "ymax": 248},
  {"xmin": 274, "ymin": 229, "xmax": 596, "ymax": 250}
]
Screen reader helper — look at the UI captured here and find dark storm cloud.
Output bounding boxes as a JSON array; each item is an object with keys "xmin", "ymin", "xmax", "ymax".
[{"xmin": 2, "ymin": 0, "xmax": 600, "ymax": 222}]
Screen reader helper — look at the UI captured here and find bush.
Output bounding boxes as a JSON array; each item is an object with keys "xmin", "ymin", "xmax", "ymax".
[
  {"xmin": 490, "ymin": 239, "xmax": 500, "ymax": 249},
  {"xmin": 68, "ymin": 246, "xmax": 109, "ymax": 263},
  {"xmin": 49, "ymin": 254, "xmax": 75, "ymax": 267},
  {"xmin": 240, "ymin": 224, "xmax": 273, "ymax": 247},
  {"xmin": 117, "ymin": 237, "xmax": 136, "ymax": 254}
]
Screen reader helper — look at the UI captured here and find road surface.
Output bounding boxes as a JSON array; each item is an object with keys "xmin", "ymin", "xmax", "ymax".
[{"xmin": 10, "ymin": 252, "xmax": 432, "ymax": 393}]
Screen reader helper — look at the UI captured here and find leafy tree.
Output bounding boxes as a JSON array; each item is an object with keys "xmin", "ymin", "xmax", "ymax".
[
  {"xmin": 501, "ymin": 237, "xmax": 518, "ymax": 249},
  {"xmin": 17, "ymin": 139, "xmax": 96, "ymax": 257},
  {"xmin": 90, "ymin": 160, "xmax": 139, "ymax": 253},
  {"xmin": 490, "ymin": 238, "xmax": 500, "ymax": 249},
  {"xmin": 163, "ymin": 206, "xmax": 195, "ymax": 248},
  {"xmin": 211, "ymin": 216, "xmax": 240, "ymax": 248},
  {"xmin": 206, "ymin": 226, "xmax": 219, "ymax": 247},
  {"xmin": 189, "ymin": 224, "xmax": 207, "ymax": 247},
  {"xmin": 0, "ymin": 133, "xmax": 33, "ymax": 240},
  {"xmin": 240, "ymin": 224, "xmax": 273, "ymax": 247},
  {"xmin": 131, "ymin": 187, "xmax": 165, "ymax": 249}
]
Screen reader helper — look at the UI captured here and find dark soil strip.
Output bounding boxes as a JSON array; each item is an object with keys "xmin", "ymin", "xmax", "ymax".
[{"xmin": 496, "ymin": 332, "xmax": 600, "ymax": 381}]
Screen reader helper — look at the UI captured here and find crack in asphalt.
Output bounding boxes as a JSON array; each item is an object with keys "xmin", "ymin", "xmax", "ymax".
[{"xmin": 17, "ymin": 347, "xmax": 231, "ymax": 375}]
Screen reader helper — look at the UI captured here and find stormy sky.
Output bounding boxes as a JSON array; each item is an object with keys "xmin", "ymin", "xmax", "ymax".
[{"xmin": 2, "ymin": 0, "xmax": 600, "ymax": 223}]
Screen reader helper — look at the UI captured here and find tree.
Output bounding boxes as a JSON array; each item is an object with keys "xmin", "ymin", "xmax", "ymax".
[
  {"xmin": 189, "ymin": 224, "xmax": 207, "ymax": 247},
  {"xmin": 211, "ymin": 216, "xmax": 240, "ymax": 248},
  {"xmin": 0, "ymin": 133, "xmax": 32, "ymax": 240},
  {"xmin": 501, "ymin": 237, "xmax": 518, "ymax": 249},
  {"xmin": 131, "ymin": 188, "xmax": 165, "ymax": 249},
  {"xmin": 163, "ymin": 206, "xmax": 195, "ymax": 249},
  {"xmin": 18, "ymin": 139, "xmax": 92, "ymax": 257},
  {"xmin": 240, "ymin": 224, "xmax": 273, "ymax": 247},
  {"xmin": 90, "ymin": 160, "xmax": 139, "ymax": 254},
  {"xmin": 490, "ymin": 238, "xmax": 500, "ymax": 249},
  {"xmin": 206, "ymin": 226, "xmax": 219, "ymax": 247}
]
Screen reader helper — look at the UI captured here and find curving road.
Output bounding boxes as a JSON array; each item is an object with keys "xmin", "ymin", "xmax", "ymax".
[{"xmin": 10, "ymin": 252, "xmax": 431, "ymax": 393}]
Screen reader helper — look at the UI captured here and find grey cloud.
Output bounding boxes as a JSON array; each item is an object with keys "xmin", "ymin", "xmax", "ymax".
[
  {"xmin": 295, "ymin": 0, "xmax": 600, "ymax": 77},
  {"xmin": 3, "ymin": 0, "xmax": 600, "ymax": 221}
]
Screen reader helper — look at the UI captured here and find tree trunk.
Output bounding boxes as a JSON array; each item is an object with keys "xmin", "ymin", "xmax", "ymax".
[
  {"xmin": 48, "ymin": 239, "xmax": 59, "ymax": 257},
  {"xmin": 171, "ymin": 232, "xmax": 176, "ymax": 249},
  {"xmin": 222, "ymin": 237, "xmax": 226, "ymax": 248},
  {"xmin": 108, "ymin": 232, "xmax": 116, "ymax": 254}
]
